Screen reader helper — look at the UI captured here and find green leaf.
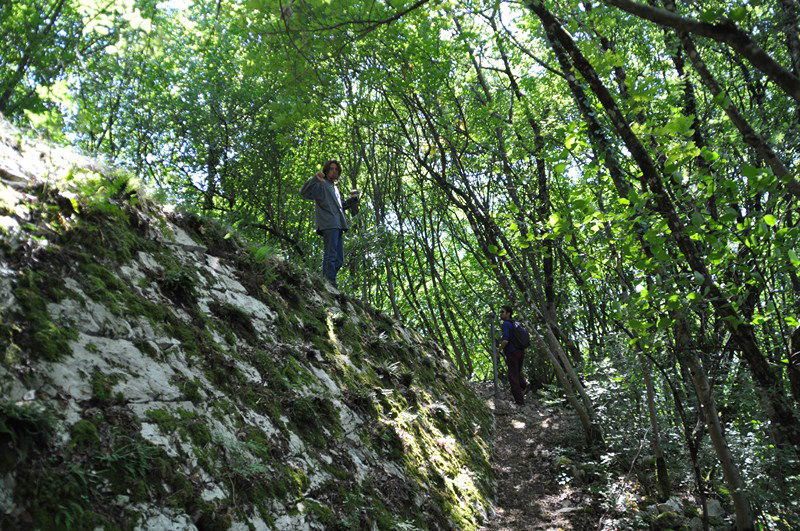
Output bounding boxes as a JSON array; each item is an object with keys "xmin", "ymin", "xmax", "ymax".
[
  {"xmin": 785, "ymin": 316, "xmax": 800, "ymax": 328},
  {"xmin": 700, "ymin": 7, "xmax": 724, "ymax": 22},
  {"xmin": 789, "ymin": 249, "xmax": 800, "ymax": 266},
  {"xmin": 712, "ymin": 92, "xmax": 730, "ymax": 108},
  {"xmin": 742, "ymin": 165, "xmax": 760, "ymax": 178},
  {"xmin": 762, "ymin": 214, "xmax": 777, "ymax": 227},
  {"xmin": 554, "ymin": 163, "xmax": 567, "ymax": 174},
  {"xmin": 487, "ymin": 244, "xmax": 499, "ymax": 254},
  {"xmin": 729, "ymin": 6, "xmax": 747, "ymax": 21},
  {"xmin": 548, "ymin": 213, "xmax": 560, "ymax": 227},
  {"xmin": 692, "ymin": 271, "xmax": 705, "ymax": 284},
  {"xmin": 700, "ymin": 147, "xmax": 719, "ymax": 162}
]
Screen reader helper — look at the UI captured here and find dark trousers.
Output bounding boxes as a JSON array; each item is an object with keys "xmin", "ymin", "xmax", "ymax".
[
  {"xmin": 321, "ymin": 228, "xmax": 344, "ymax": 287},
  {"xmin": 505, "ymin": 349, "xmax": 528, "ymax": 405}
]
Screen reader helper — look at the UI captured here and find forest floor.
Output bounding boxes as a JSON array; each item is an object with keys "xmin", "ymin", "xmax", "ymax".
[{"xmin": 475, "ymin": 382, "xmax": 615, "ymax": 531}]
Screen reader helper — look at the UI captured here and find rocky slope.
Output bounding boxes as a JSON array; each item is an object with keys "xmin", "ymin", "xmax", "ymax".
[{"xmin": 0, "ymin": 118, "xmax": 494, "ymax": 530}]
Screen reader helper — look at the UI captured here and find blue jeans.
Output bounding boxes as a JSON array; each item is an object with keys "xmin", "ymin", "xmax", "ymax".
[{"xmin": 321, "ymin": 228, "xmax": 344, "ymax": 287}]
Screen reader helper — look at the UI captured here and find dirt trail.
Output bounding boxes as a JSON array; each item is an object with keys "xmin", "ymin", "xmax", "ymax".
[{"xmin": 476, "ymin": 383, "xmax": 603, "ymax": 530}]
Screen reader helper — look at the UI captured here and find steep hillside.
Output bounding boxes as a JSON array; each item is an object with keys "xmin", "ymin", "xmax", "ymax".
[{"xmin": 0, "ymin": 120, "xmax": 494, "ymax": 530}]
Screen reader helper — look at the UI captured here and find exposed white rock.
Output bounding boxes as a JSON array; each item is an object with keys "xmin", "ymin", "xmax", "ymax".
[
  {"xmin": 0, "ymin": 216, "xmax": 22, "ymax": 252},
  {"xmin": 210, "ymin": 288, "xmax": 276, "ymax": 335},
  {"xmin": 140, "ymin": 422, "xmax": 180, "ymax": 458},
  {"xmin": 118, "ymin": 262, "xmax": 147, "ymax": 286},
  {"xmin": 287, "ymin": 429, "xmax": 306, "ymax": 454},
  {"xmin": 0, "ymin": 366, "xmax": 26, "ymax": 401},
  {"xmin": 0, "ymin": 140, "xmax": 37, "ymax": 183},
  {"xmin": 382, "ymin": 461, "xmax": 405, "ymax": 478},
  {"xmin": 199, "ymin": 469, "xmax": 226, "ymax": 502},
  {"xmin": 0, "ymin": 473, "xmax": 15, "ymax": 515},
  {"xmin": 347, "ymin": 447, "xmax": 369, "ymax": 482},
  {"xmin": 309, "ymin": 365, "xmax": 341, "ymax": 395},
  {"xmin": 47, "ymin": 297, "xmax": 102, "ymax": 335},
  {"xmin": 274, "ymin": 512, "xmax": 311, "ymax": 531},
  {"xmin": 129, "ymin": 316, "xmax": 157, "ymax": 341},
  {"xmin": 165, "ymin": 223, "xmax": 206, "ymax": 251},
  {"xmin": 706, "ymin": 498, "xmax": 724, "ymax": 518},
  {"xmin": 234, "ymin": 357, "xmax": 263, "ymax": 386},
  {"xmin": 46, "ymin": 334, "xmax": 183, "ymax": 403},
  {"xmin": 242, "ymin": 410, "xmax": 281, "ymax": 439},
  {"xmin": 136, "ymin": 251, "xmax": 162, "ymax": 273},
  {"xmin": 204, "ymin": 264, "xmax": 247, "ymax": 294},
  {"xmin": 132, "ymin": 504, "xmax": 196, "ymax": 531},
  {"xmin": 657, "ymin": 496, "xmax": 683, "ymax": 514},
  {"xmin": 339, "ymin": 404, "xmax": 364, "ymax": 443},
  {"xmin": 231, "ymin": 516, "xmax": 270, "ymax": 531},
  {"xmin": 0, "ymin": 119, "xmax": 494, "ymax": 528}
]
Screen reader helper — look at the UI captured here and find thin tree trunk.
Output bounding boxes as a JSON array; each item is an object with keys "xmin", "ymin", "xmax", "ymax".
[
  {"xmin": 674, "ymin": 316, "xmax": 754, "ymax": 530},
  {"xmin": 639, "ymin": 353, "xmax": 671, "ymax": 500}
]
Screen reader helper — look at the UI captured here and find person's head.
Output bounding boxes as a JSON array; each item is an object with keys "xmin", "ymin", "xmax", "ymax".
[
  {"xmin": 500, "ymin": 305, "xmax": 513, "ymax": 320},
  {"xmin": 323, "ymin": 159, "xmax": 342, "ymax": 182}
]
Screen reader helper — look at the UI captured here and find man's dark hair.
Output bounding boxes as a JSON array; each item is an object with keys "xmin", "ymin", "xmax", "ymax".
[
  {"xmin": 501, "ymin": 305, "xmax": 513, "ymax": 317},
  {"xmin": 323, "ymin": 159, "xmax": 341, "ymax": 179}
]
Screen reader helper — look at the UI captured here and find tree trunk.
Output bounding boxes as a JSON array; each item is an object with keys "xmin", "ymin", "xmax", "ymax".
[
  {"xmin": 674, "ymin": 317, "xmax": 754, "ymax": 530},
  {"xmin": 639, "ymin": 353, "xmax": 670, "ymax": 500}
]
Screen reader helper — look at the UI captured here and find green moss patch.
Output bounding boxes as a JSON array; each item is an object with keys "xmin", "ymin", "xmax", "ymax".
[
  {"xmin": 0, "ymin": 401, "xmax": 55, "ymax": 473},
  {"xmin": 10, "ymin": 271, "xmax": 77, "ymax": 362},
  {"xmin": 146, "ymin": 407, "xmax": 211, "ymax": 448},
  {"xmin": 209, "ymin": 301, "xmax": 256, "ymax": 343},
  {"xmin": 157, "ymin": 263, "xmax": 198, "ymax": 307},
  {"xmin": 90, "ymin": 369, "xmax": 125, "ymax": 406},
  {"xmin": 286, "ymin": 395, "xmax": 342, "ymax": 448}
]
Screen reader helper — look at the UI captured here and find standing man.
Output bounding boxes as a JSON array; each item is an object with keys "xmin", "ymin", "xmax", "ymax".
[
  {"xmin": 499, "ymin": 305, "xmax": 528, "ymax": 406},
  {"xmin": 300, "ymin": 159, "xmax": 359, "ymax": 288}
]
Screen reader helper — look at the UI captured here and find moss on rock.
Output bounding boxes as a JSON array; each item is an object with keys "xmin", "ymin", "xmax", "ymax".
[{"xmin": 0, "ymin": 123, "xmax": 495, "ymax": 529}]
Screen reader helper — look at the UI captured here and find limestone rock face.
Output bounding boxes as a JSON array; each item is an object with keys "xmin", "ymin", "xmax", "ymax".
[{"xmin": 0, "ymin": 118, "xmax": 494, "ymax": 529}]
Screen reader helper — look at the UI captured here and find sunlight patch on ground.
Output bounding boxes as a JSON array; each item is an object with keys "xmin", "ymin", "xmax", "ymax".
[{"xmin": 511, "ymin": 419, "xmax": 526, "ymax": 430}]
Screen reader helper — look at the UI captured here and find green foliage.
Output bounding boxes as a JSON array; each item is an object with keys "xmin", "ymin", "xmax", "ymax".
[
  {"xmin": 11, "ymin": 272, "xmax": 77, "ymax": 362},
  {"xmin": 0, "ymin": 401, "xmax": 54, "ymax": 472},
  {"xmin": 209, "ymin": 301, "xmax": 256, "ymax": 343},
  {"xmin": 287, "ymin": 396, "xmax": 341, "ymax": 448},
  {"xmin": 6, "ymin": 0, "xmax": 800, "ymax": 523},
  {"xmin": 90, "ymin": 369, "xmax": 125, "ymax": 406},
  {"xmin": 69, "ymin": 419, "xmax": 100, "ymax": 450},
  {"xmin": 158, "ymin": 263, "xmax": 198, "ymax": 306}
]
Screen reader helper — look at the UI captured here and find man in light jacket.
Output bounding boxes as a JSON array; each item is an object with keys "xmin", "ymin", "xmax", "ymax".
[{"xmin": 300, "ymin": 159, "xmax": 359, "ymax": 288}]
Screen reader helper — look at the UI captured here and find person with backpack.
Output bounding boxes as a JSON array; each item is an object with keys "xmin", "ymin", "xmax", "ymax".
[
  {"xmin": 299, "ymin": 159, "xmax": 360, "ymax": 288},
  {"xmin": 499, "ymin": 305, "xmax": 530, "ymax": 406}
]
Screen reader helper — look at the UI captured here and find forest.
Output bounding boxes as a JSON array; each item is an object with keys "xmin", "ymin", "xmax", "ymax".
[{"xmin": 2, "ymin": 0, "xmax": 800, "ymax": 527}]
